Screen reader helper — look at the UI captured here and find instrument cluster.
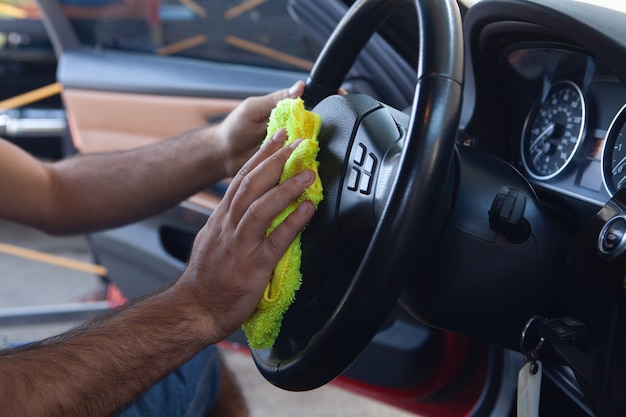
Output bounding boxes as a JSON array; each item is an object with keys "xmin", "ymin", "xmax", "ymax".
[
  {"xmin": 520, "ymin": 80, "xmax": 585, "ymax": 181},
  {"xmin": 602, "ymin": 105, "xmax": 626, "ymax": 195},
  {"xmin": 505, "ymin": 48, "xmax": 626, "ymax": 206}
]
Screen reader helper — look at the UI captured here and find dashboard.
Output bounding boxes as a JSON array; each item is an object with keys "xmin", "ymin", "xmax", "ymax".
[
  {"xmin": 502, "ymin": 47, "xmax": 626, "ymax": 208},
  {"xmin": 457, "ymin": 2, "xmax": 626, "ymax": 415}
]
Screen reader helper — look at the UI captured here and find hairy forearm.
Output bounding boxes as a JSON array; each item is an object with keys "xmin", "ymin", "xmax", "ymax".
[
  {"xmin": 42, "ymin": 126, "xmax": 228, "ymax": 235},
  {"xmin": 0, "ymin": 283, "xmax": 213, "ymax": 417}
]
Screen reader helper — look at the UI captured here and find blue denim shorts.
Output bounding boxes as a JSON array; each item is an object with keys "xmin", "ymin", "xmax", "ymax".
[{"xmin": 117, "ymin": 345, "xmax": 222, "ymax": 417}]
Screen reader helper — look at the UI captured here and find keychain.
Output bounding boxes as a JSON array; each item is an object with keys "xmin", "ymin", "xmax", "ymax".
[{"xmin": 518, "ymin": 316, "xmax": 545, "ymax": 417}]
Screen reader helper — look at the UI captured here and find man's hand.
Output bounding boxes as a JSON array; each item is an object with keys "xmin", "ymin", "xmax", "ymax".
[
  {"xmin": 216, "ymin": 81, "xmax": 305, "ymax": 178},
  {"xmin": 0, "ymin": 84, "xmax": 317, "ymax": 417},
  {"xmin": 178, "ymin": 128, "xmax": 316, "ymax": 341}
]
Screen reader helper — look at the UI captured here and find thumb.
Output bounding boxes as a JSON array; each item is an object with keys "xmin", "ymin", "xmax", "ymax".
[{"xmin": 270, "ymin": 80, "xmax": 305, "ymax": 104}]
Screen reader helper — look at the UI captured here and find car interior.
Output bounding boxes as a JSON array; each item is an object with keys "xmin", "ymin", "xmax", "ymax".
[{"xmin": 14, "ymin": 0, "xmax": 626, "ymax": 415}]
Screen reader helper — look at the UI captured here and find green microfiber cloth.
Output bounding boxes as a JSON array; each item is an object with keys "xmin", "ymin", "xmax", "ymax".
[{"xmin": 242, "ymin": 97, "xmax": 323, "ymax": 350}]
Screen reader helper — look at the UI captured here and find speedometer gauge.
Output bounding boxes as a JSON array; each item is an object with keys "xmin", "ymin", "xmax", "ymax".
[
  {"xmin": 521, "ymin": 81, "xmax": 586, "ymax": 180},
  {"xmin": 602, "ymin": 104, "xmax": 626, "ymax": 196}
]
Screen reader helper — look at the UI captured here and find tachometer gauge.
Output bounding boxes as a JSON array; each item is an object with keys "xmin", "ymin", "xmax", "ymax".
[
  {"xmin": 521, "ymin": 80, "xmax": 586, "ymax": 180},
  {"xmin": 602, "ymin": 104, "xmax": 626, "ymax": 195}
]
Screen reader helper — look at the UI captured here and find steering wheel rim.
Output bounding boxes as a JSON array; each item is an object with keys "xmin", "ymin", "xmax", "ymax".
[{"xmin": 252, "ymin": 0, "xmax": 464, "ymax": 391}]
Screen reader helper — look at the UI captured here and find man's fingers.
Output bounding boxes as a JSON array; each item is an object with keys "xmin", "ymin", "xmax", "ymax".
[
  {"xmin": 237, "ymin": 165, "xmax": 315, "ymax": 247},
  {"xmin": 273, "ymin": 80, "xmax": 305, "ymax": 103},
  {"xmin": 287, "ymin": 80, "xmax": 306, "ymax": 99},
  {"xmin": 223, "ymin": 129, "xmax": 286, "ymax": 200},
  {"xmin": 257, "ymin": 81, "xmax": 305, "ymax": 119},
  {"xmin": 261, "ymin": 200, "xmax": 314, "ymax": 259},
  {"xmin": 228, "ymin": 134, "xmax": 306, "ymax": 222}
]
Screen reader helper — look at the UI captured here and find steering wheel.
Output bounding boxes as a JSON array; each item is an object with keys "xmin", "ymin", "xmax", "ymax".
[{"xmin": 252, "ymin": 0, "xmax": 464, "ymax": 391}]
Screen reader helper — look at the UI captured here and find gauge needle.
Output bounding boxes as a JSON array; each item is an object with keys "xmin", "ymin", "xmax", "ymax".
[
  {"xmin": 530, "ymin": 122, "xmax": 556, "ymax": 151},
  {"xmin": 612, "ymin": 155, "xmax": 626, "ymax": 176}
]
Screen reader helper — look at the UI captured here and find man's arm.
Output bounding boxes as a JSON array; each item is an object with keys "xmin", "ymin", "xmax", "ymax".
[
  {"xmin": 0, "ymin": 81, "xmax": 304, "ymax": 235},
  {"xmin": 0, "ymin": 129, "xmax": 316, "ymax": 417}
]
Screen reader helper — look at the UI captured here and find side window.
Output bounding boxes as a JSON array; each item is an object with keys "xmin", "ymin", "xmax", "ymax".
[{"xmin": 59, "ymin": 0, "xmax": 314, "ymax": 71}]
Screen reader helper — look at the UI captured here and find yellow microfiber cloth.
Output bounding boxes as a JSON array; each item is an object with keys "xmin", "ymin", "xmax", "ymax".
[{"xmin": 242, "ymin": 97, "xmax": 323, "ymax": 350}]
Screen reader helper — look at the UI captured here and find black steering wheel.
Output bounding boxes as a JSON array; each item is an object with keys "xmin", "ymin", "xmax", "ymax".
[{"xmin": 252, "ymin": 0, "xmax": 464, "ymax": 391}]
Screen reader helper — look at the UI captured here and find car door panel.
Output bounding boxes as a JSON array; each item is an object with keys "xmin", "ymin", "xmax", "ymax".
[
  {"xmin": 43, "ymin": 12, "xmax": 309, "ymax": 295},
  {"xmin": 63, "ymin": 88, "xmax": 240, "ymax": 152},
  {"xmin": 57, "ymin": 50, "xmax": 306, "ymax": 152}
]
